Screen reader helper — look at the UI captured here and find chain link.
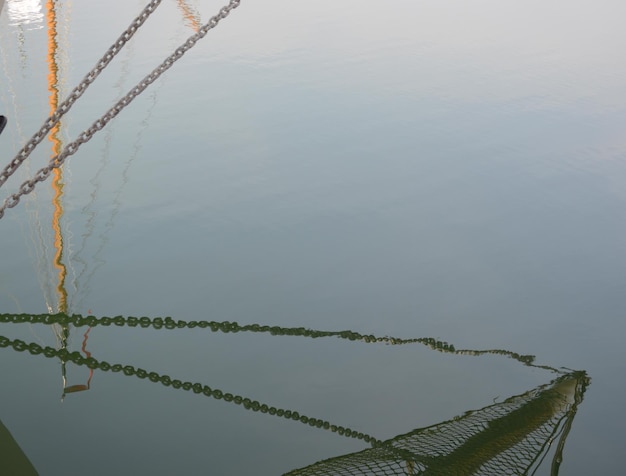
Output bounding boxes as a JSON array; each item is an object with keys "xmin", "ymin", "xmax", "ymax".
[
  {"xmin": 0, "ymin": 312, "xmax": 558, "ymax": 371},
  {"xmin": 0, "ymin": 0, "xmax": 241, "ymax": 220},
  {"xmin": 0, "ymin": 333, "xmax": 380, "ymax": 447},
  {"xmin": 0, "ymin": 0, "xmax": 163, "ymax": 190},
  {"xmin": 0, "ymin": 312, "xmax": 456, "ymax": 346},
  {"xmin": 0, "ymin": 332, "xmax": 590, "ymax": 476}
]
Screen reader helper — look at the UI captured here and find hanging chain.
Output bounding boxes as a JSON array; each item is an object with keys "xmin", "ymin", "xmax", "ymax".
[
  {"xmin": 0, "ymin": 312, "xmax": 459, "ymax": 347},
  {"xmin": 0, "ymin": 333, "xmax": 381, "ymax": 447},
  {"xmin": 0, "ymin": 331, "xmax": 583, "ymax": 472},
  {"xmin": 0, "ymin": 0, "xmax": 241, "ymax": 220},
  {"xmin": 0, "ymin": 312, "xmax": 562, "ymax": 372},
  {"xmin": 0, "ymin": 0, "xmax": 164, "ymax": 190}
]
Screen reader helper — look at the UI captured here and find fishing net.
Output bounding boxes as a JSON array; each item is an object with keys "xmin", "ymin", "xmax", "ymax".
[{"xmin": 286, "ymin": 372, "xmax": 588, "ymax": 476}]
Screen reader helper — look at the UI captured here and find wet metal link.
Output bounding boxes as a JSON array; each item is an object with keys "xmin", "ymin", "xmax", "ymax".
[
  {"xmin": 0, "ymin": 0, "xmax": 163, "ymax": 190},
  {"xmin": 0, "ymin": 0, "xmax": 241, "ymax": 220}
]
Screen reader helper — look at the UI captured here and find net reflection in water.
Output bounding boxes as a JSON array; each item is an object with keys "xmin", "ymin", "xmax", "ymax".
[
  {"xmin": 286, "ymin": 372, "xmax": 588, "ymax": 476},
  {"xmin": 0, "ymin": 313, "xmax": 588, "ymax": 475}
]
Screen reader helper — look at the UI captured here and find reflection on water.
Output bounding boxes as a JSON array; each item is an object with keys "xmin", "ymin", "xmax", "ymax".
[
  {"xmin": 5, "ymin": 0, "xmax": 44, "ymax": 30},
  {"xmin": 0, "ymin": 418, "xmax": 38, "ymax": 476},
  {"xmin": 1, "ymin": 313, "xmax": 589, "ymax": 475},
  {"xmin": 3, "ymin": 0, "xmax": 624, "ymax": 473},
  {"xmin": 0, "ymin": 0, "xmax": 241, "ymax": 221},
  {"xmin": 289, "ymin": 373, "xmax": 588, "ymax": 476},
  {"xmin": 46, "ymin": 0, "xmax": 68, "ymax": 316},
  {"xmin": 176, "ymin": 0, "xmax": 201, "ymax": 33},
  {"xmin": 0, "ymin": 0, "xmax": 194, "ymax": 313}
]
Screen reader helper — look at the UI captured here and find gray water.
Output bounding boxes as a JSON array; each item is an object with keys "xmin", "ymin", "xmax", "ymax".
[{"xmin": 1, "ymin": 1, "xmax": 625, "ymax": 474}]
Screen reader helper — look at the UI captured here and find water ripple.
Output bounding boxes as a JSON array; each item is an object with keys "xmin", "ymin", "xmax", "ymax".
[{"xmin": 6, "ymin": 0, "xmax": 44, "ymax": 30}]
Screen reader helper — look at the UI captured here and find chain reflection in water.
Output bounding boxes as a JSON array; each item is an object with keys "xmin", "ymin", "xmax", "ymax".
[
  {"xmin": 0, "ymin": 333, "xmax": 381, "ymax": 446},
  {"xmin": 0, "ymin": 311, "xmax": 560, "ymax": 372},
  {"xmin": 287, "ymin": 372, "xmax": 589, "ymax": 476},
  {"xmin": 0, "ymin": 312, "xmax": 589, "ymax": 475}
]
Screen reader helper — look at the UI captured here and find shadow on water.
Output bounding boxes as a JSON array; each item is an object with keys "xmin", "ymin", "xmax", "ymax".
[
  {"xmin": 0, "ymin": 418, "xmax": 38, "ymax": 476},
  {"xmin": 0, "ymin": 313, "xmax": 589, "ymax": 476}
]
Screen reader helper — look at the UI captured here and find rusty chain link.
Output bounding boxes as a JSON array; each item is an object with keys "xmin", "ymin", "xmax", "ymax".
[
  {"xmin": 0, "ymin": 0, "xmax": 241, "ymax": 220},
  {"xmin": 0, "ymin": 0, "xmax": 163, "ymax": 190}
]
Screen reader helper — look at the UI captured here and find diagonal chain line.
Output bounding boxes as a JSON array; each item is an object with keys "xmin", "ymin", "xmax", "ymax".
[
  {"xmin": 0, "ymin": 312, "xmax": 564, "ymax": 374},
  {"xmin": 0, "ymin": 334, "xmax": 382, "ymax": 447},
  {"xmin": 0, "ymin": 331, "xmax": 587, "ymax": 475},
  {"xmin": 0, "ymin": 0, "xmax": 163, "ymax": 190},
  {"xmin": 1, "ymin": 332, "xmax": 588, "ymax": 476},
  {"xmin": 0, "ymin": 0, "xmax": 241, "ymax": 220}
]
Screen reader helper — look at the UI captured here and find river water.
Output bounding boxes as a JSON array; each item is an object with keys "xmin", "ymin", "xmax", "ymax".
[{"xmin": 1, "ymin": 1, "xmax": 625, "ymax": 475}]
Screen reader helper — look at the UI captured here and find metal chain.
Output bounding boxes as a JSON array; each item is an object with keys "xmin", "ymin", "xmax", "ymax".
[
  {"xmin": 0, "ymin": 312, "xmax": 562, "ymax": 372},
  {"xmin": 0, "ymin": 332, "xmax": 586, "ymax": 476},
  {"xmin": 0, "ymin": 312, "xmax": 458, "ymax": 347},
  {"xmin": 0, "ymin": 0, "xmax": 163, "ymax": 189},
  {"xmin": 0, "ymin": 334, "xmax": 381, "ymax": 447},
  {"xmin": 0, "ymin": 0, "xmax": 241, "ymax": 220}
]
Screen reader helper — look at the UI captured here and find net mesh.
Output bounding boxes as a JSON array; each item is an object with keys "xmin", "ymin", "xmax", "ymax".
[{"xmin": 286, "ymin": 372, "xmax": 588, "ymax": 476}]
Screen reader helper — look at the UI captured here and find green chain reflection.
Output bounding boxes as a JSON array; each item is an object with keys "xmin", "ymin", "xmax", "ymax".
[
  {"xmin": 0, "ymin": 312, "xmax": 560, "ymax": 372},
  {"xmin": 0, "ymin": 334, "xmax": 381, "ymax": 446},
  {"xmin": 0, "ymin": 313, "xmax": 590, "ymax": 475},
  {"xmin": 0, "ymin": 333, "xmax": 589, "ymax": 476}
]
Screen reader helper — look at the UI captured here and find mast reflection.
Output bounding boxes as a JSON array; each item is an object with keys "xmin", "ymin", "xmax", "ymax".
[{"xmin": 176, "ymin": 0, "xmax": 201, "ymax": 32}]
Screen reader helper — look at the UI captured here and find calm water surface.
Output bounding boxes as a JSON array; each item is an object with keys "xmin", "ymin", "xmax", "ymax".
[{"xmin": 1, "ymin": 1, "xmax": 625, "ymax": 474}]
